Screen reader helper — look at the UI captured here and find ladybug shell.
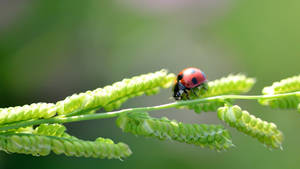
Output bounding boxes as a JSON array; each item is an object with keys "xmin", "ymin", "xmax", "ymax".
[{"xmin": 178, "ymin": 67, "xmax": 206, "ymax": 89}]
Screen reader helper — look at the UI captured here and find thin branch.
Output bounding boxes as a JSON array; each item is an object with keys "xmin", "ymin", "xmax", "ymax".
[{"xmin": 0, "ymin": 91, "xmax": 299, "ymax": 131}]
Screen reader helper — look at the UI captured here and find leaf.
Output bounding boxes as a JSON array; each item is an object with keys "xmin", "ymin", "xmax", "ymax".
[
  {"xmin": 116, "ymin": 112, "xmax": 233, "ymax": 150},
  {"xmin": 259, "ymin": 75, "xmax": 300, "ymax": 109},
  {"xmin": 218, "ymin": 104, "xmax": 283, "ymax": 149},
  {"xmin": 0, "ymin": 133, "xmax": 132, "ymax": 159},
  {"xmin": 0, "ymin": 103, "xmax": 56, "ymax": 125},
  {"xmin": 56, "ymin": 69, "xmax": 176, "ymax": 115}
]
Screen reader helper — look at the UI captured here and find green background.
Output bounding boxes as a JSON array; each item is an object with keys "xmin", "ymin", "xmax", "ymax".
[{"xmin": 0, "ymin": 0, "xmax": 299, "ymax": 168}]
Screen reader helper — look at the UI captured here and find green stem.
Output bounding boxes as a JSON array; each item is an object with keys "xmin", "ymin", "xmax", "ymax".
[{"xmin": 0, "ymin": 92, "xmax": 299, "ymax": 131}]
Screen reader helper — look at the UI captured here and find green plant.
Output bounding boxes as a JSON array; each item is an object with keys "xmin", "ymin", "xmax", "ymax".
[{"xmin": 0, "ymin": 69, "xmax": 299, "ymax": 159}]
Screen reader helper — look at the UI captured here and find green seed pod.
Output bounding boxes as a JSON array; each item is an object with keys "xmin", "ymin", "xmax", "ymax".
[
  {"xmin": 182, "ymin": 74, "xmax": 255, "ymax": 113},
  {"xmin": 34, "ymin": 124, "xmax": 67, "ymax": 137},
  {"xmin": 217, "ymin": 104, "xmax": 283, "ymax": 149},
  {"xmin": 56, "ymin": 69, "xmax": 176, "ymax": 115},
  {"xmin": 116, "ymin": 112, "xmax": 233, "ymax": 150},
  {"xmin": 259, "ymin": 75, "xmax": 300, "ymax": 109},
  {"xmin": 0, "ymin": 134, "xmax": 132, "ymax": 159},
  {"xmin": 0, "ymin": 103, "xmax": 57, "ymax": 125}
]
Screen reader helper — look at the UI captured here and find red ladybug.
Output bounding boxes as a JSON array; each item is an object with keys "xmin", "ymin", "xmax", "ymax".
[{"xmin": 173, "ymin": 67, "xmax": 207, "ymax": 100}]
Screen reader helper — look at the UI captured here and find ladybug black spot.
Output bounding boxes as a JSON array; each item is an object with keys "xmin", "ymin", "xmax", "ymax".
[{"xmin": 192, "ymin": 77, "xmax": 198, "ymax": 85}]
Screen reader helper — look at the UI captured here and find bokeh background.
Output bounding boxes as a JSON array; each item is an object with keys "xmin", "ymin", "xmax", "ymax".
[{"xmin": 0, "ymin": 0, "xmax": 299, "ymax": 168}]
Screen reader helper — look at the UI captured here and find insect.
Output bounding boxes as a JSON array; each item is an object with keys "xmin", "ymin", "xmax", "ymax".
[{"xmin": 173, "ymin": 67, "xmax": 208, "ymax": 100}]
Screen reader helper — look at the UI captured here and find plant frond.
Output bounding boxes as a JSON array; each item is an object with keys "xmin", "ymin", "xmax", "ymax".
[
  {"xmin": 183, "ymin": 74, "xmax": 255, "ymax": 113},
  {"xmin": 116, "ymin": 112, "xmax": 233, "ymax": 150},
  {"xmin": 0, "ymin": 133, "xmax": 132, "ymax": 159},
  {"xmin": 0, "ymin": 103, "xmax": 56, "ymax": 125},
  {"xmin": 217, "ymin": 104, "xmax": 283, "ymax": 149},
  {"xmin": 259, "ymin": 75, "xmax": 300, "ymax": 109},
  {"xmin": 33, "ymin": 124, "xmax": 66, "ymax": 137},
  {"xmin": 187, "ymin": 99, "xmax": 232, "ymax": 114},
  {"xmin": 0, "ymin": 126, "xmax": 34, "ymax": 134},
  {"xmin": 56, "ymin": 69, "xmax": 175, "ymax": 115},
  {"xmin": 202, "ymin": 74, "xmax": 255, "ymax": 97},
  {"xmin": 262, "ymin": 75, "xmax": 300, "ymax": 94},
  {"xmin": 259, "ymin": 95, "xmax": 300, "ymax": 109}
]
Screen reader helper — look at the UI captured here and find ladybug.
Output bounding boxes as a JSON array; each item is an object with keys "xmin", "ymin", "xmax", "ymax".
[{"xmin": 173, "ymin": 67, "xmax": 208, "ymax": 100}]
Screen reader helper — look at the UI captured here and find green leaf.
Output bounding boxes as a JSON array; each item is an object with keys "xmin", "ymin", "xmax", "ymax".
[
  {"xmin": 218, "ymin": 104, "xmax": 283, "ymax": 149},
  {"xmin": 259, "ymin": 75, "xmax": 300, "ymax": 109},
  {"xmin": 33, "ymin": 123, "xmax": 66, "ymax": 137},
  {"xmin": 0, "ymin": 133, "xmax": 132, "ymax": 159},
  {"xmin": 56, "ymin": 69, "xmax": 176, "ymax": 115},
  {"xmin": 183, "ymin": 74, "xmax": 255, "ymax": 113},
  {"xmin": 116, "ymin": 112, "xmax": 233, "ymax": 150},
  {"xmin": 0, "ymin": 103, "xmax": 56, "ymax": 125}
]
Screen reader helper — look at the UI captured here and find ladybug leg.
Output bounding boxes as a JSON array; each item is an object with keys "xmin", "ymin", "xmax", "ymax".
[
  {"xmin": 183, "ymin": 89, "xmax": 190, "ymax": 99},
  {"xmin": 175, "ymin": 90, "xmax": 184, "ymax": 100}
]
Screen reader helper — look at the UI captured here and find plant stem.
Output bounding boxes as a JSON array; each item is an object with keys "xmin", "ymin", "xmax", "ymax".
[{"xmin": 0, "ymin": 92, "xmax": 299, "ymax": 131}]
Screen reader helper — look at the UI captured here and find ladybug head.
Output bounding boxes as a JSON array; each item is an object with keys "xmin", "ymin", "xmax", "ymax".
[
  {"xmin": 173, "ymin": 81, "xmax": 187, "ymax": 100},
  {"xmin": 177, "ymin": 74, "xmax": 183, "ymax": 81}
]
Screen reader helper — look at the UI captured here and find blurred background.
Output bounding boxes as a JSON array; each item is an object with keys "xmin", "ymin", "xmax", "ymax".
[{"xmin": 0, "ymin": 0, "xmax": 299, "ymax": 168}]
